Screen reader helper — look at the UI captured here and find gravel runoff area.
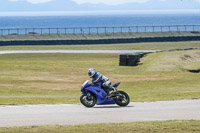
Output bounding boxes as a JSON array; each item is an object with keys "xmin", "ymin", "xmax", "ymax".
[{"xmin": 0, "ymin": 99, "xmax": 199, "ymax": 127}]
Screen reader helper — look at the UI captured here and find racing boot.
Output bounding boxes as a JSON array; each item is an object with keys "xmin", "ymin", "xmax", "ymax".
[
  {"xmin": 107, "ymin": 87, "xmax": 117, "ymax": 99},
  {"xmin": 112, "ymin": 87, "xmax": 117, "ymax": 93}
]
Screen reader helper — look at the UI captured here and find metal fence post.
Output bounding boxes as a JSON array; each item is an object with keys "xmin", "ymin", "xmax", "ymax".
[
  {"xmin": 25, "ymin": 28, "xmax": 27, "ymax": 35},
  {"xmin": 80, "ymin": 28, "xmax": 82, "ymax": 34},
  {"xmin": 73, "ymin": 28, "xmax": 75, "ymax": 35},
  {"xmin": 65, "ymin": 28, "xmax": 67, "ymax": 35},
  {"xmin": 48, "ymin": 28, "xmax": 50, "ymax": 35},
  {"xmin": 177, "ymin": 25, "xmax": 179, "ymax": 32}
]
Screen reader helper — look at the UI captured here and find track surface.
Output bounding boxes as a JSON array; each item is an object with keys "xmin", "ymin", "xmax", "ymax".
[
  {"xmin": 0, "ymin": 99, "xmax": 200, "ymax": 127},
  {"xmin": 0, "ymin": 50, "xmax": 159, "ymax": 54}
]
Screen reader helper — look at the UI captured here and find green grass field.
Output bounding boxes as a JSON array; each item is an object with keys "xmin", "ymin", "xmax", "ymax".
[
  {"xmin": 0, "ymin": 49, "xmax": 199, "ymax": 105},
  {"xmin": 0, "ymin": 42, "xmax": 200, "ymax": 131},
  {"xmin": 0, "ymin": 120, "xmax": 200, "ymax": 133}
]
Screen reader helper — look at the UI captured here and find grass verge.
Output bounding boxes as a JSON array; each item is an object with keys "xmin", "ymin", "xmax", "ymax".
[{"xmin": 0, "ymin": 120, "xmax": 200, "ymax": 133}]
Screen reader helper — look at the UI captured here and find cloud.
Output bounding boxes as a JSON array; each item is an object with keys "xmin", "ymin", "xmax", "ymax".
[
  {"xmin": 27, "ymin": 0, "xmax": 53, "ymax": 4},
  {"xmin": 8, "ymin": 0, "xmax": 22, "ymax": 1},
  {"xmin": 71, "ymin": 0, "xmax": 149, "ymax": 6},
  {"xmin": 160, "ymin": 0, "xmax": 200, "ymax": 3},
  {"xmin": 8, "ymin": 0, "xmax": 53, "ymax": 4}
]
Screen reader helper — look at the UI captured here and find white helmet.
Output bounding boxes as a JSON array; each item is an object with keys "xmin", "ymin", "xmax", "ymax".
[{"xmin": 88, "ymin": 68, "xmax": 96, "ymax": 78}]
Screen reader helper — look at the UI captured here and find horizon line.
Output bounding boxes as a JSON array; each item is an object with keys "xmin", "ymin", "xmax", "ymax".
[{"xmin": 0, "ymin": 10, "xmax": 200, "ymax": 16}]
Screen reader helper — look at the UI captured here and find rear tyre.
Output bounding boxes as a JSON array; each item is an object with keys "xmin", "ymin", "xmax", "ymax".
[
  {"xmin": 114, "ymin": 91, "xmax": 130, "ymax": 106},
  {"xmin": 80, "ymin": 93, "xmax": 96, "ymax": 107}
]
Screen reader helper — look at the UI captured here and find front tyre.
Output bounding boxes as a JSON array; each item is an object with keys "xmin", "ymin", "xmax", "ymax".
[
  {"xmin": 114, "ymin": 91, "xmax": 130, "ymax": 106},
  {"xmin": 80, "ymin": 93, "xmax": 96, "ymax": 107}
]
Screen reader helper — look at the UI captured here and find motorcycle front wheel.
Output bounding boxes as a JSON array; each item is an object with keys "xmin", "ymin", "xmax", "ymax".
[
  {"xmin": 114, "ymin": 91, "xmax": 130, "ymax": 106},
  {"xmin": 80, "ymin": 93, "xmax": 96, "ymax": 107}
]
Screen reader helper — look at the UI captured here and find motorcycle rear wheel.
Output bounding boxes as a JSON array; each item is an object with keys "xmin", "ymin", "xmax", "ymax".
[
  {"xmin": 80, "ymin": 93, "xmax": 96, "ymax": 107},
  {"xmin": 114, "ymin": 91, "xmax": 130, "ymax": 106}
]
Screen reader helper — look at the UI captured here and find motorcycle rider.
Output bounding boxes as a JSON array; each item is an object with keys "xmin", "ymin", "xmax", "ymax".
[{"xmin": 88, "ymin": 68, "xmax": 117, "ymax": 95}]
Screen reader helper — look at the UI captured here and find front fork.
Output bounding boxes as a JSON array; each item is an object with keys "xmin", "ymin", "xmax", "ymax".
[{"xmin": 86, "ymin": 92, "xmax": 92, "ymax": 100}]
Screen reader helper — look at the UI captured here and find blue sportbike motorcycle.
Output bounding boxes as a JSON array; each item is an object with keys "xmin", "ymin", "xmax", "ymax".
[{"xmin": 80, "ymin": 80, "xmax": 130, "ymax": 107}]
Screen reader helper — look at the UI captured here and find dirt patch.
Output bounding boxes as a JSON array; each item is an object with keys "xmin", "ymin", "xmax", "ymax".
[{"xmin": 181, "ymin": 54, "xmax": 193, "ymax": 60}]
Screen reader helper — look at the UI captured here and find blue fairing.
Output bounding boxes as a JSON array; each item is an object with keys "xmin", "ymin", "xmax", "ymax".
[
  {"xmin": 112, "ymin": 82, "xmax": 120, "ymax": 88},
  {"xmin": 81, "ymin": 81, "xmax": 115, "ymax": 105}
]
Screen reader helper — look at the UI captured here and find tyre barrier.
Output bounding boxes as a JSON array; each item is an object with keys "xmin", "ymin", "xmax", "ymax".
[
  {"xmin": 119, "ymin": 52, "xmax": 150, "ymax": 66},
  {"xmin": 161, "ymin": 47, "xmax": 200, "ymax": 52},
  {"xmin": 0, "ymin": 36, "xmax": 200, "ymax": 46}
]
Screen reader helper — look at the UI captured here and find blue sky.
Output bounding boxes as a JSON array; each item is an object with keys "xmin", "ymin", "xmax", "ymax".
[{"xmin": 0, "ymin": 0, "xmax": 200, "ymax": 15}]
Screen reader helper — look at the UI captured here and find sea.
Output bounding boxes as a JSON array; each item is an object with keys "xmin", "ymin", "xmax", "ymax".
[
  {"xmin": 0, "ymin": 13, "xmax": 200, "ymax": 34},
  {"xmin": 0, "ymin": 13, "xmax": 200, "ymax": 28}
]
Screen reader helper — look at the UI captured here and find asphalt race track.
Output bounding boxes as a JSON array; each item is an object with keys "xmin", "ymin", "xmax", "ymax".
[
  {"xmin": 0, "ymin": 50, "xmax": 159, "ymax": 54},
  {"xmin": 0, "ymin": 99, "xmax": 199, "ymax": 127}
]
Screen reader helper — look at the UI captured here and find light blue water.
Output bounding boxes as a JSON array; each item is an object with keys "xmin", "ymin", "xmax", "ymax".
[
  {"xmin": 0, "ymin": 14, "xmax": 199, "ymax": 34},
  {"xmin": 0, "ymin": 14, "xmax": 200, "ymax": 28}
]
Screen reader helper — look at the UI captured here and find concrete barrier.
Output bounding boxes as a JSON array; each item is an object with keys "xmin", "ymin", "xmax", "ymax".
[{"xmin": 0, "ymin": 36, "xmax": 200, "ymax": 46}]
